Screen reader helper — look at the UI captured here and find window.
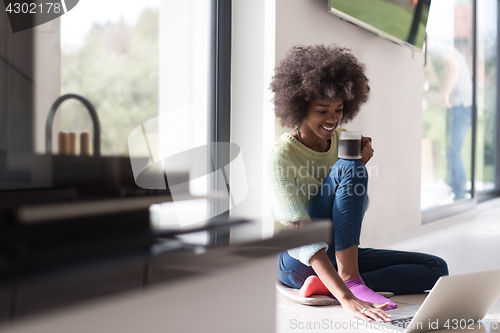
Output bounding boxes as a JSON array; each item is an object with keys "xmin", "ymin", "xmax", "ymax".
[
  {"xmin": 60, "ymin": 0, "xmax": 231, "ymax": 243},
  {"xmin": 421, "ymin": 0, "xmax": 474, "ymax": 211},
  {"xmin": 61, "ymin": 0, "xmax": 160, "ymax": 156},
  {"xmin": 421, "ymin": 0, "xmax": 500, "ymax": 219},
  {"xmin": 476, "ymin": 0, "xmax": 498, "ymax": 195}
]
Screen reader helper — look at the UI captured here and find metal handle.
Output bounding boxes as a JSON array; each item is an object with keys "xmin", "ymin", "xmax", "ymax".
[{"xmin": 45, "ymin": 93, "xmax": 101, "ymax": 156}]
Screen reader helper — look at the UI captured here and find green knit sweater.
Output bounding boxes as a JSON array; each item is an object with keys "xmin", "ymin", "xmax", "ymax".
[{"xmin": 266, "ymin": 129, "xmax": 344, "ymax": 266}]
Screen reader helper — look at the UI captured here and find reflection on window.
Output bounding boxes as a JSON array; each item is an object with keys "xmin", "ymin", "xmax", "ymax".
[
  {"xmin": 61, "ymin": 1, "xmax": 212, "ymax": 241},
  {"xmin": 421, "ymin": 0, "xmax": 473, "ymax": 209},
  {"xmin": 61, "ymin": 0, "xmax": 160, "ymax": 156},
  {"xmin": 476, "ymin": 0, "xmax": 498, "ymax": 192}
]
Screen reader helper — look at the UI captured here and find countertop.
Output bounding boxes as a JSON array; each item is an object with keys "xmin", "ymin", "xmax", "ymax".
[{"xmin": 0, "ymin": 196, "xmax": 332, "ymax": 324}]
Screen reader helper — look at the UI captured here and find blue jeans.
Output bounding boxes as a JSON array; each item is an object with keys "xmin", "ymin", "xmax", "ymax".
[
  {"xmin": 446, "ymin": 105, "xmax": 472, "ymax": 200},
  {"xmin": 277, "ymin": 159, "xmax": 448, "ymax": 294}
]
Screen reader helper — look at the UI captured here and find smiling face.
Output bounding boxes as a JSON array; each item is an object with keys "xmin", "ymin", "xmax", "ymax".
[{"xmin": 300, "ymin": 97, "xmax": 344, "ymax": 142}]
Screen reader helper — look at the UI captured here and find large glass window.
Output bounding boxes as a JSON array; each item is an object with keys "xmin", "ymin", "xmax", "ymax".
[
  {"xmin": 60, "ymin": 1, "xmax": 215, "ymax": 243},
  {"xmin": 60, "ymin": 0, "xmax": 212, "ymax": 158},
  {"xmin": 60, "ymin": 0, "xmax": 161, "ymax": 156},
  {"xmin": 476, "ymin": 0, "xmax": 498, "ymax": 193},
  {"xmin": 421, "ymin": 0, "xmax": 474, "ymax": 210}
]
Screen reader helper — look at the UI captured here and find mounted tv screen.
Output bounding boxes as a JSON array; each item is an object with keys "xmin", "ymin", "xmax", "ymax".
[{"xmin": 327, "ymin": 0, "xmax": 431, "ymax": 50}]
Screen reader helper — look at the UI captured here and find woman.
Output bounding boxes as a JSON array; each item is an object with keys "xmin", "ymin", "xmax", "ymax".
[{"xmin": 267, "ymin": 45, "xmax": 448, "ymax": 322}]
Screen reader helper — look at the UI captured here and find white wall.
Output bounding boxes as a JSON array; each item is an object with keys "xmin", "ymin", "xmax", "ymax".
[
  {"xmin": 274, "ymin": 0, "xmax": 424, "ymax": 244},
  {"xmin": 230, "ymin": 0, "xmax": 276, "ymax": 241},
  {"xmin": 34, "ymin": 20, "xmax": 61, "ymax": 155},
  {"xmin": 231, "ymin": 0, "xmax": 424, "ymax": 244}
]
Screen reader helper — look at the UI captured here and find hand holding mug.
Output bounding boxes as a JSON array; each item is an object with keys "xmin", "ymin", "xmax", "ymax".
[
  {"xmin": 338, "ymin": 131, "xmax": 374, "ymax": 164},
  {"xmin": 360, "ymin": 136, "xmax": 374, "ymax": 165}
]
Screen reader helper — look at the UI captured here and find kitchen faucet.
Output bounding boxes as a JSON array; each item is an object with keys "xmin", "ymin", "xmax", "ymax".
[{"xmin": 45, "ymin": 93, "xmax": 101, "ymax": 156}]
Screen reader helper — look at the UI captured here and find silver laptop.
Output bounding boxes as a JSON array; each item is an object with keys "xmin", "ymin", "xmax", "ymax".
[{"xmin": 365, "ymin": 269, "xmax": 500, "ymax": 333}]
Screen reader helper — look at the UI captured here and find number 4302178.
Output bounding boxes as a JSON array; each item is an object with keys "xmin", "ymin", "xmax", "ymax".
[
  {"xmin": 5, "ymin": 2, "xmax": 62, "ymax": 14},
  {"xmin": 444, "ymin": 319, "xmax": 499, "ymax": 330}
]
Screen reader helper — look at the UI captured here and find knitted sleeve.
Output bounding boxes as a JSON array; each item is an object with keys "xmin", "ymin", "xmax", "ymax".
[
  {"xmin": 287, "ymin": 243, "xmax": 329, "ymax": 266},
  {"xmin": 267, "ymin": 151, "xmax": 328, "ymax": 266},
  {"xmin": 267, "ymin": 153, "xmax": 310, "ymax": 225}
]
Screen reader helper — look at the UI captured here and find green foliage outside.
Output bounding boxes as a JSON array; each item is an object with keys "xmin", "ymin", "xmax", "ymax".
[
  {"xmin": 331, "ymin": 0, "xmax": 427, "ymax": 48},
  {"xmin": 422, "ymin": 90, "xmax": 448, "ymax": 180},
  {"xmin": 422, "ymin": 37, "xmax": 497, "ymax": 187},
  {"xmin": 422, "ymin": 88, "xmax": 490, "ymax": 185},
  {"xmin": 61, "ymin": 8, "xmax": 159, "ymax": 156},
  {"xmin": 478, "ymin": 36, "xmax": 498, "ymax": 185}
]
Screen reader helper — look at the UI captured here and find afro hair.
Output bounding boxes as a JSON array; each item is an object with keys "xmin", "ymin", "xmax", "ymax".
[{"xmin": 270, "ymin": 45, "xmax": 370, "ymax": 128}]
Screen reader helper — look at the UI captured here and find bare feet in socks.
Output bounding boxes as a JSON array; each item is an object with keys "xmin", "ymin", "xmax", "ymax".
[
  {"xmin": 298, "ymin": 275, "xmax": 397, "ymax": 310},
  {"xmin": 344, "ymin": 276, "xmax": 397, "ymax": 310}
]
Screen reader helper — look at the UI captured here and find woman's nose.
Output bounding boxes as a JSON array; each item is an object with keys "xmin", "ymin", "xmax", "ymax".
[
  {"xmin": 333, "ymin": 111, "xmax": 343, "ymax": 123},
  {"xmin": 327, "ymin": 113, "xmax": 340, "ymax": 123}
]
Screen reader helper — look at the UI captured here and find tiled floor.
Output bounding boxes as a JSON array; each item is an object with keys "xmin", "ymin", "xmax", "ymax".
[{"xmin": 276, "ymin": 198, "xmax": 500, "ymax": 332}]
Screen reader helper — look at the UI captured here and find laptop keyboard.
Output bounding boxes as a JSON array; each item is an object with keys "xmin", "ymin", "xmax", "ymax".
[{"xmin": 390, "ymin": 316, "xmax": 414, "ymax": 328}]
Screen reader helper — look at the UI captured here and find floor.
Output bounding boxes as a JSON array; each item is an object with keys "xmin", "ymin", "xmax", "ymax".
[{"xmin": 276, "ymin": 198, "xmax": 500, "ymax": 332}]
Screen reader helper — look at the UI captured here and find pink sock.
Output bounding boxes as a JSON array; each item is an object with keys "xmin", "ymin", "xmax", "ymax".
[
  {"xmin": 345, "ymin": 276, "xmax": 397, "ymax": 310},
  {"xmin": 299, "ymin": 276, "xmax": 331, "ymax": 297}
]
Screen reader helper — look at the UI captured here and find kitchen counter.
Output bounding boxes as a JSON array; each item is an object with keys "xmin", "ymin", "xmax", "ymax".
[{"xmin": 0, "ymin": 197, "xmax": 331, "ymax": 332}]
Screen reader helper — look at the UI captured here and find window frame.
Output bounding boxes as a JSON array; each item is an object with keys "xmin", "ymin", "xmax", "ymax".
[
  {"xmin": 423, "ymin": 0, "xmax": 500, "ymax": 222},
  {"xmin": 207, "ymin": 0, "xmax": 232, "ymax": 244},
  {"xmin": 478, "ymin": 0, "xmax": 500, "ymax": 202},
  {"xmin": 422, "ymin": 0, "xmax": 479, "ymax": 223}
]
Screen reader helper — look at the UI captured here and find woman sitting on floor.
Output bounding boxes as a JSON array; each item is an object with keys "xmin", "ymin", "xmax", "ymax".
[{"xmin": 267, "ymin": 44, "xmax": 449, "ymax": 322}]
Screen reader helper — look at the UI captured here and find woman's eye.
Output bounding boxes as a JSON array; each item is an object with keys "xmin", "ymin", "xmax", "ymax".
[
  {"xmin": 336, "ymin": 109, "xmax": 344, "ymax": 113},
  {"xmin": 317, "ymin": 110, "xmax": 327, "ymax": 114}
]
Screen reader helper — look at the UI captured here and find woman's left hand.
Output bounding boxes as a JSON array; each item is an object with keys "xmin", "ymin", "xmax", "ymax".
[{"xmin": 360, "ymin": 136, "xmax": 374, "ymax": 165}]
